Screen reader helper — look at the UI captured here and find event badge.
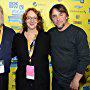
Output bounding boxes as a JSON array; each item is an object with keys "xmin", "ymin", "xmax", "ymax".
[
  {"xmin": 0, "ymin": 60, "xmax": 4, "ymax": 73},
  {"xmin": 26, "ymin": 65, "xmax": 35, "ymax": 80}
]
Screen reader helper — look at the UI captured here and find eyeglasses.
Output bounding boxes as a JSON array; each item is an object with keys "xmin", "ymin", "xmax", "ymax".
[{"xmin": 26, "ymin": 16, "xmax": 38, "ymax": 21}]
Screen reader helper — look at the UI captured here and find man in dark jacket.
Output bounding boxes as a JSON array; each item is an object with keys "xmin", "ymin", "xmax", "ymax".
[
  {"xmin": 0, "ymin": 6, "xmax": 15, "ymax": 90},
  {"xmin": 48, "ymin": 4, "xmax": 90, "ymax": 90}
]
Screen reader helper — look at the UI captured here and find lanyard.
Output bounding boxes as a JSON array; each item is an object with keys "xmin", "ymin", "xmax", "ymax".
[
  {"xmin": 28, "ymin": 39, "xmax": 36, "ymax": 62},
  {"xmin": 0, "ymin": 30, "xmax": 3, "ymax": 44}
]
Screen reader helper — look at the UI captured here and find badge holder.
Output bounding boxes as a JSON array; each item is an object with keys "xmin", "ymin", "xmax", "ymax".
[
  {"xmin": 26, "ymin": 65, "xmax": 35, "ymax": 80},
  {"xmin": 26, "ymin": 39, "xmax": 36, "ymax": 80},
  {"xmin": 0, "ymin": 60, "xmax": 4, "ymax": 73}
]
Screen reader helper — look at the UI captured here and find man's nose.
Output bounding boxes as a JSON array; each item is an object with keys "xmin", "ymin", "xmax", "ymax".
[{"xmin": 57, "ymin": 16, "xmax": 61, "ymax": 21}]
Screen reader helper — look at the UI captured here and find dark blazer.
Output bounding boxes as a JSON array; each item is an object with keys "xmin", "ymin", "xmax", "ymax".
[
  {"xmin": 0, "ymin": 24, "xmax": 15, "ymax": 73},
  {"xmin": 12, "ymin": 31, "xmax": 50, "ymax": 90}
]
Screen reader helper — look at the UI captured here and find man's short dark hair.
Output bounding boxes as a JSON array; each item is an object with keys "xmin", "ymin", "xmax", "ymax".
[{"xmin": 49, "ymin": 4, "xmax": 69, "ymax": 21}]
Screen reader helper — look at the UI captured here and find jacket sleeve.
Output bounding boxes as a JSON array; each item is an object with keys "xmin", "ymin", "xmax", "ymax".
[
  {"xmin": 11, "ymin": 34, "xmax": 17, "ymax": 58},
  {"xmin": 76, "ymin": 29, "xmax": 90, "ymax": 74}
]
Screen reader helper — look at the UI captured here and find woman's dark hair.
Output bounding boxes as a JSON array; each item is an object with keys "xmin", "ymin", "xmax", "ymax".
[
  {"xmin": 22, "ymin": 8, "xmax": 43, "ymax": 32},
  {"xmin": 49, "ymin": 4, "xmax": 69, "ymax": 21}
]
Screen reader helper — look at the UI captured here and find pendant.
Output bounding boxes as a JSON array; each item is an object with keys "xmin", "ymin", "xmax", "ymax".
[{"xmin": 29, "ymin": 58, "xmax": 31, "ymax": 62}]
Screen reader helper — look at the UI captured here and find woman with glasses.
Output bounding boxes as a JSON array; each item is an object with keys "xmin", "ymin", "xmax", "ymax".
[{"xmin": 12, "ymin": 8, "xmax": 50, "ymax": 90}]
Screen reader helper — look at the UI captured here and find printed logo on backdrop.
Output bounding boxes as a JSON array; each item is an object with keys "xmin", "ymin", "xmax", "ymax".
[
  {"xmin": 72, "ymin": 0, "xmax": 80, "ymax": 2},
  {"xmin": 57, "ymin": 0, "xmax": 62, "ymax": 2},
  {"xmin": 80, "ymin": 0, "xmax": 84, "ymax": 3},
  {"xmin": 70, "ymin": 10, "xmax": 86, "ymax": 14},
  {"xmin": 76, "ymin": 15, "xmax": 80, "ymax": 19},
  {"xmin": 74, "ymin": 5, "xmax": 83, "ymax": 9},
  {"xmin": 73, "ymin": 21, "xmax": 82, "ymax": 24},
  {"xmin": 32, "ymin": 2, "xmax": 45, "ymax": 7},
  {"xmin": 33, "ymin": 2, "xmax": 37, "ymax": 7},
  {"xmin": 72, "ymin": 0, "xmax": 84, "ymax": 3},
  {"xmin": 8, "ymin": 1, "xmax": 24, "ymax": 24},
  {"xmin": 11, "ymin": 56, "xmax": 17, "ymax": 68},
  {"xmin": 88, "ymin": 8, "xmax": 90, "ymax": 13},
  {"xmin": 88, "ymin": 19, "xmax": 90, "ymax": 24},
  {"xmin": 10, "ymin": 26, "xmax": 21, "ymax": 30}
]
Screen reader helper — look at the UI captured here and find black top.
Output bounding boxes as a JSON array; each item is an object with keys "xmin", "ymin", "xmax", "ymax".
[
  {"xmin": 48, "ymin": 24, "xmax": 90, "ymax": 85},
  {"xmin": 12, "ymin": 31, "xmax": 50, "ymax": 90}
]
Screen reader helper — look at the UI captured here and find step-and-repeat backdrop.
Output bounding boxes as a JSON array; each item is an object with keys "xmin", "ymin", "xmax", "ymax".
[{"xmin": 0, "ymin": 0, "xmax": 90, "ymax": 90}]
